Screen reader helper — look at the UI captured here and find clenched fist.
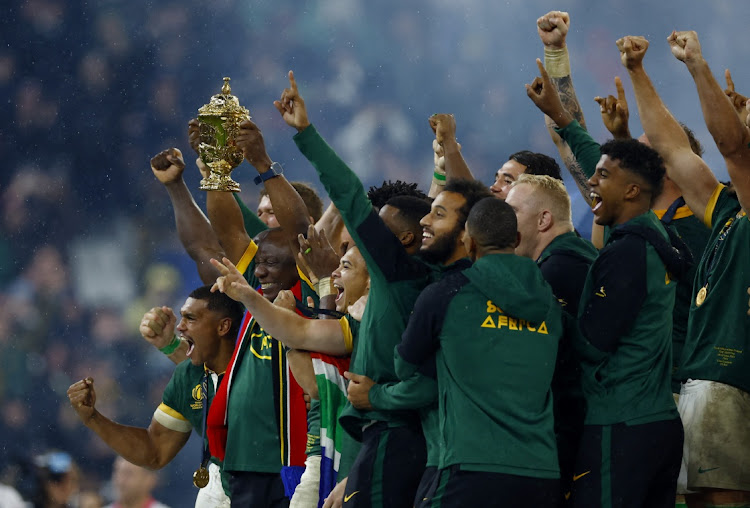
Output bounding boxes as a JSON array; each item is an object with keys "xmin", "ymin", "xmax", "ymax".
[
  {"xmin": 139, "ymin": 306, "xmax": 177, "ymax": 349},
  {"xmin": 150, "ymin": 148, "xmax": 186, "ymax": 185},
  {"xmin": 67, "ymin": 377, "xmax": 97, "ymax": 424},
  {"xmin": 616, "ymin": 36, "xmax": 649, "ymax": 70},
  {"xmin": 537, "ymin": 11, "xmax": 570, "ymax": 50},
  {"xmin": 667, "ymin": 30, "xmax": 703, "ymax": 65}
]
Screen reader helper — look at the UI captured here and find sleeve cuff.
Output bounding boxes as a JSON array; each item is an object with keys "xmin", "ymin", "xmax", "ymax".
[
  {"xmin": 554, "ymin": 119, "xmax": 582, "ymax": 140},
  {"xmin": 338, "ymin": 316, "xmax": 354, "ymax": 353},
  {"xmin": 236, "ymin": 241, "xmax": 258, "ymax": 275},
  {"xmin": 154, "ymin": 404, "xmax": 192, "ymax": 433},
  {"xmin": 367, "ymin": 383, "xmax": 386, "ymax": 410},
  {"xmin": 703, "ymin": 183, "xmax": 725, "ymax": 228},
  {"xmin": 292, "ymin": 124, "xmax": 319, "ymax": 149}
]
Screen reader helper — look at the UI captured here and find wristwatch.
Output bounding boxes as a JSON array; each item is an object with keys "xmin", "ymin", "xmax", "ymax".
[{"xmin": 253, "ymin": 162, "xmax": 284, "ymax": 185}]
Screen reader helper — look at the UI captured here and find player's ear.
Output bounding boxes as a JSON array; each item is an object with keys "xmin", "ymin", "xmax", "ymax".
[
  {"xmin": 399, "ymin": 230, "xmax": 415, "ymax": 248},
  {"xmin": 218, "ymin": 317, "xmax": 232, "ymax": 336}
]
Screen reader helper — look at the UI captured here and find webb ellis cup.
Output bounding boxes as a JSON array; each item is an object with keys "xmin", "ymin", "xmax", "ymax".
[{"xmin": 197, "ymin": 77, "xmax": 250, "ymax": 192}]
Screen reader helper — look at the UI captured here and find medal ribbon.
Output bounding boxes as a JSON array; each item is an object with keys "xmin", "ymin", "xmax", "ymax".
[
  {"xmin": 200, "ymin": 373, "xmax": 211, "ymax": 470},
  {"xmin": 699, "ymin": 212, "xmax": 742, "ymax": 296}
]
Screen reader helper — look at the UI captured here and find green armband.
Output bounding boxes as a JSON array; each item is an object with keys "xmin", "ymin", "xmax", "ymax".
[
  {"xmin": 433, "ymin": 171, "xmax": 446, "ymax": 182},
  {"xmin": 159, "ymin": 335, "xmax": 181, "ymax": 355}
]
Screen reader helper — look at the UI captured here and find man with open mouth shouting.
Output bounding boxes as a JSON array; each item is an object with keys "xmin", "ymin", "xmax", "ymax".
[
  {"xmin": 67, "ymin": 286, "xmax": 244, "ymax": 508},
  {"xmin": 574, "ymin": 138, "xmax": 693, "ymax": 507}
]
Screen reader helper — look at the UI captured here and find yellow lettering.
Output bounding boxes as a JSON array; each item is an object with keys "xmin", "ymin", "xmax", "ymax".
[
  {"xmin": 526, "ymin": 322, "xmax": 536, "ymax": 332},
  {"xmin": 481, "ymin": 315, "xmax": 496, "ymax": 328},
  {"xmin": 497, "ymin": 316, "xmax": 508, "ymax": 329},
  {"xmin": 261, "ymin": 336, "xmax": 270, "ymax": 349},
  {"xmin": 509, "ymin": 318, "xmax": 518, "ymax": 331},
  {"xmin": 538, "ymin": 322, "xmax": 548, "ymax": 334},
  {"xmin": 518, "ymin": 319, "xmax": 525, "ymax": 331},
  {"xmin": 486, "ymin": 300, "xmax": 497, "ymax": 313}
]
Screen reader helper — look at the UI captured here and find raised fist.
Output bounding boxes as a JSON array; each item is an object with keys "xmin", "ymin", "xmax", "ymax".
[
  {"xmin": 139, "ymin": 306, "xmax": 177, "ymax": 350},
  {"xmin": 150, "ymin": 148, "xmax": 186, "ymax": 185},
  {"xmin": 667, "ymin": 30, "xmax": 703, "ymax": 65},
  {"xmin": 67, "ymin": 377, "xmax": 97, "ymax": 423},
  {"xmin": 537, "ymin": 11, "xmax": 570, "ymax": 50},
  {"xmin": 616, "ymin": 36, "xmax": 649, "ymax": 70},
  {"xmin": 429, "ymin": 114, "xmax": 457, "ymax": 146}
]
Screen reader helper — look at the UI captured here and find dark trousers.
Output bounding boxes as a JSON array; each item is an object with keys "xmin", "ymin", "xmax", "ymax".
[
  {"xmin": 572, "ymin": 418, "xmax": 683, "ymax": 508},
  {"xmin": 414, "ymin": 466, "xmax": 440, "ymax": 507},
  {"xmin": 343, "ymin": 422, "xmax": 427, "ymax": 508},
  {"xmin": 229, "ymin": 471, "xmax": 289, "ymax": 508},
  {"xmin": 433, "ymin": 465, "xmax": 560, "ymax": 507}
]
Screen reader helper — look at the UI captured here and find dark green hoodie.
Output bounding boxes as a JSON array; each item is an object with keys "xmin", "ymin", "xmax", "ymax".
[{"xmin": 396, "ymin": 253, "xmax": 562, "ymax": 478}]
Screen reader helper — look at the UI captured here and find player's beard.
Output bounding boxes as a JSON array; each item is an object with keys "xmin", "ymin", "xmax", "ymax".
[{"xmin": 419, "ymin": 222, "xmax": 463, "ymax": 265}]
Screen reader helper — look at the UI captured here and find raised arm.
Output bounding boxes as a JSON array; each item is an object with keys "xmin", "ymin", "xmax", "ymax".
[
  {"xmin": 538, "ymin": 10, "xmax": 587, "ymax": 129},
  {"xmin": 150, "ymin": 148, "xmax": 223, "ymax": 284},
  {"xmin": 429, "ymin": 114, "xmax": 474, "ymax": 192},
  {"xmin": 211, "ymin": 258, "xmax": 350, "ymax": 355},
  {"xmin": 67, "ymin": 378, "xmax": 189, "ymax": 470},
  {"xmin": 274, "ymin": 71, "xmax": 371, "ymax": 231},
  {"xmin": 207, "ymin": 118, "xmax": 311, "ymax": 264},
  {"xmin": 237, "ymin": 81, "xmax": 313, "ymax": 239},
  {"xmin": 534, "ymin": 10, "xmax": 597, "ymax": 205},
  {"xmin": 314, "ymin": 202, "xmax": 347, "ymax": 254},
  {"xmin": 277, "ymin": 71, "xmax": 422, "ymax": 283},
  {"xmin": 526, "ymin": 60, "xmax": 598, "ymax": 203},
  {"xmin": 619, "ymin": 35, "xmax": 718, "ymax": 221},
  {"xmin": 668, "ymin": 30, "xmax": 750, "ymax": 210}
]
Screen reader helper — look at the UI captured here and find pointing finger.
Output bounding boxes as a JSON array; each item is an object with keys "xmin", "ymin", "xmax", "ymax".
[
  {"xmin": 614, "ymin": 76, "xmax": 626, "ymax": 103},
  {"xmin": 536, "ymin": 58, "xmax": 550, "ymax": 82},
  {"xmin": 725, "ymin": 69, "xmax": 735, "ymax": 92}
]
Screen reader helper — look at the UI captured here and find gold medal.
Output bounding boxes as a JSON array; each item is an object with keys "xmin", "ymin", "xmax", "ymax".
[
  {"xmin": 696, "ymin": 285, "xmax": 708, "ymax": 307},
  {"xmin": 193, "ymin": 466, "xmax": 210, "ymax": 488}
]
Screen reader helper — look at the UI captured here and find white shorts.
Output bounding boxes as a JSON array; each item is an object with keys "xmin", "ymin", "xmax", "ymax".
[
  {"xmin": 195, "ymin": 462, "xmax": 231, "ymax": 508},
  {"xmin": 677, "ymin": 379, "xmax": 750, "ymax": 493},
  {"xmin": 289, "ymin": 455, "xmax": 322, "ymax": 507}
]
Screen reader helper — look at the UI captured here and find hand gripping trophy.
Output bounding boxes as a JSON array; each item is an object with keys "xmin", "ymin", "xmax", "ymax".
[{"xmin": 197, "ymin": 77, "xmax": 250, "ymax": 192}]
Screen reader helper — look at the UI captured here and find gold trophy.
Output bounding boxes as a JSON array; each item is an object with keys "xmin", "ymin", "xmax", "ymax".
[{"xmin": 197, "ymin": 77, "xmax": 250, "ymax": 192}]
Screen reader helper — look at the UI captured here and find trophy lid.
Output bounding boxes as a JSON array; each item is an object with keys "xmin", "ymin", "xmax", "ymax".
[{"xmin": 198, "ymin": 77, "xmax": 250, "ymax": 118}]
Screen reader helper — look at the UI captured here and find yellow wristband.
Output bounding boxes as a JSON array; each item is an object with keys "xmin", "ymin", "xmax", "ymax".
[
  {"xmin": 544, "ymin": 47, "xmax": 571, "ymax": 78},
  {"xmin": 317, "ymin": 277, "xmax": 335, "ymax": 298}
]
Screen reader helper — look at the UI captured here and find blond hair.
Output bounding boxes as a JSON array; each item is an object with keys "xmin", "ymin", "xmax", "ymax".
[{"xmin": 511, "ymin": 174, "xmax": 572, "ymax": 224}]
